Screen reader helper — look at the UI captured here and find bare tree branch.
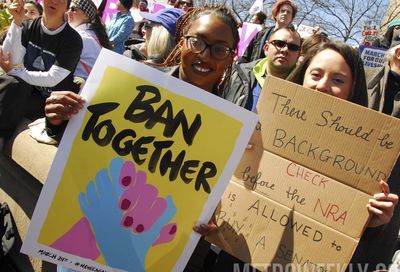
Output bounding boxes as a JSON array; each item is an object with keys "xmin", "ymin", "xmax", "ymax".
[{"xmin": 194, "ymin": 0, "xmax": 391, "ymax": 44}]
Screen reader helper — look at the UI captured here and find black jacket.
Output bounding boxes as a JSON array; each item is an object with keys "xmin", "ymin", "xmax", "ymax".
[
  {"xmin": 350, "ymin": 64, "xmax": 400, "ymax": 271},
  {"xmin": 222, "ymin": 60, "xmax": 260, "ymax": 110},
  {"xmin": 237, "ymin": 26, "xmax": 274, "ymax": 64}
]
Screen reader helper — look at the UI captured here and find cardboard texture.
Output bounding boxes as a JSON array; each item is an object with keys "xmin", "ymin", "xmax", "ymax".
[
  {"xmin": 257, "ymin": 76, "xmax": 400, "ymax": 195},
  {"xmin": 208, "ymin": 76, "xmax": 400, "ymax": 270},
  {"xmin": 230, "ymin": 149, "xmax": 371, "ymax": 239},
  {"xmin": 210, "ymin": 182, "xmax": 358, "ymax": 272}
]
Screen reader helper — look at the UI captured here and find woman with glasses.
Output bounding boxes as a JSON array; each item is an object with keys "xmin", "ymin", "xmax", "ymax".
[
  {"xmin": 160, "ymin": 5, "xmax": 239, "ymax": 271},
  {"xmin": 124, "ymin": 8, "xmax": 183, "ymax": 64},
  {"xmin": 174, "ymin": 0, "xmax": 193, "ymax": 12},
  {"xmin": 44, "ymin": 4, "xmax": 238, "ymax": 141},
  {"xmin": 162, "ymin": 4, "xmax": 237, "ymax": 94},
  {"xmin": 67, "ymin": 0, "xmax": 112, "ymax": 80},
  {"xmin": 137, "ymin": 8, "xmax": 184, "ymax": 64}
]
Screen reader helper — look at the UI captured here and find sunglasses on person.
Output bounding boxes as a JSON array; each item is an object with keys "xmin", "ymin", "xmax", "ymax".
[
  {"xmin": 179, "ymin": 0, "xmax": 193, "ymax": 6},
  {"xmin": 184, "ymin": 36, "xmax": 234, "ymax": 60},
  {"xmin": 270, "ymin": 39, "xmax": 301, "ymax": 51},
  {"xmin": 143, "ymin": 21, "xmax": 158, "ymax": 30},
  {"xmin": 69, "ymin": 6, "xmax": 82, "ymax": 12}
]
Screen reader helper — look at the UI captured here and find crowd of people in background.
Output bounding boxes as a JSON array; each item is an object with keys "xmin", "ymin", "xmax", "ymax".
[{"xmin": 0, "ymin": 0, "xmax": 400, "ymax": 271}]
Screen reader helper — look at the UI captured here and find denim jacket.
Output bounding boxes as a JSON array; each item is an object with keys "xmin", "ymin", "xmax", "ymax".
[{"xmin": 107, "ymin": 12, "xmax": 135, "ymax": 54}]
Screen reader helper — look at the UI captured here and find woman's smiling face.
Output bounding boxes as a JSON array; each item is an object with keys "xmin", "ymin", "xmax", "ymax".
[
  {"xmin": 179, "ymin": 14, "xmax": 235, "ymax": 93},
  {"xmin": 303, "ymin": 48, "xmax": 353, "ymax": 100}
]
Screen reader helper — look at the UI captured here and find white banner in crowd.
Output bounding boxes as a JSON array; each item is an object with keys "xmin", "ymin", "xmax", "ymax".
[
  {"xmin": 296, "ymin": 24, "xmax": 316, "ymax": 38},
  {"xmin": 359, "ymin": 45, "xmax": 387, "ymax": 69}
]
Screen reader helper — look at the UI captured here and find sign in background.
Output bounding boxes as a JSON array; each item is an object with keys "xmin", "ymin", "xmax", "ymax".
[
  {"xmin": 362, "ymin": 20, "xmax": 379, "ymax": 46},
  {"xmin": 296, "ymin": 24, "xmax": 316, "ymax": 38},
  {"xmin": 359, "ymin": 45, "xmax": 387, "ymax": 69},
  {"xmin": 99, "ymin": 0, "xmax": 164, "ymax": 24},
  {"xmin": 21, "ymin": 49, "xmax": 257, "ymax": 272},
  {"xmin": 237, "ymin": 22, "xmax": 263, "ymax": 57}
]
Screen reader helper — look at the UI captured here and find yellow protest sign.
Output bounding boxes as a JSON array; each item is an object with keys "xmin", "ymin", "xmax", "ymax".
[{"xmin": 22, "ymin": 50, "xmax": 257, "ymax": 272}]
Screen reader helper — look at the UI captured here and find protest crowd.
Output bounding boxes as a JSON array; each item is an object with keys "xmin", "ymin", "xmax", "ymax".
[{"xmin": 0, "ymin": 0, "xmax": 399, "ymax": 271}]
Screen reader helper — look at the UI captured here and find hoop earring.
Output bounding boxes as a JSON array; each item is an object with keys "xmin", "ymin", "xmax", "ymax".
[{"xmin": 174, "ymin": 51, "xmax": 181, "ymax": 65}]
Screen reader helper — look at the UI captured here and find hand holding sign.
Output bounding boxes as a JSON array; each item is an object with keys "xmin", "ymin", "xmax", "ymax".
[
  {"xmin": 367, "ymin": 180, "xmax": 399, "ymax": 228},
  {"xmin": 193, "ymin": 219, "xmax": 218, "ymax": 236},
  {"xmin": 45, "ymin": 91, "xmax": 85, "ymax": 126}
]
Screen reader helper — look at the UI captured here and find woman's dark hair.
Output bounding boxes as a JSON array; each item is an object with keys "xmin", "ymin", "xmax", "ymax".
[
  {"xmin": 300, "ymin": 33, "xmax": 330, "ymax": 56},
  {"xmin": 164, "ymin": 5, "xmax": 239, "ymax": 62},
  {"xmin": 97, "ymin": 0, "xmax": 107, "ymax": 18},
  {"xmin": 254, "ymin": 11, "xmax": 267, "ymax": 25},
  {"xmin": 162, "ymin": 4, "xmax": 239, "ymax": 92},
  {"xmin": 131, "ymin": 20, "xmax": 145, "ymax": 39},
  {"xmin": 287, "ymin": 41, "xmax": 368, "ymax": 106},
  {"xmin": 24, "ymin": 0, "xmax": 43, "ymax": 15},
  {"xmin": 78, "ymin": 0, "xmax": 112, "ymax": 49},
  {"xmin": 271, "ymin": 0, "xmax": 298, "ymax": 22},
  {"xmin": 89, "ymin": 15, "xmax": 113, "ymax": 49}
]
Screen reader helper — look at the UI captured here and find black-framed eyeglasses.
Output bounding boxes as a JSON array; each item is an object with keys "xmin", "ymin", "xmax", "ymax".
[
  {"xmin": 270, "ymin": 39, "xmax": 301, "ymax": 51},
  {"xmin": 184, "ymin": 36, "xmax": 234, "ymax": 60},
  {"xmin": 179, "ymin": 1, "xmax": 193, "ymax": 6}
]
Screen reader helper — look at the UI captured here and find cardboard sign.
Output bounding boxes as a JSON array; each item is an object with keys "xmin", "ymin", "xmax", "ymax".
[
  {"xmin": 208, "ymin": 76, "xmax": 400, "ymax": 271},
  {"xmin": 257, "ymin": 76, "xmax": 400, "ymax": 195},
  {"xmin": 359, "ymin": 45, "xmax": 386, "ymax": 69},
  {"xmin": 237, "ymin": 23, "xmax": 263, "ymax": 57},
  {"xmin": 230, "ymin": 150, "xmax": 371, "ymax": 239},
  {"xmin": 21, "ymin": 49, "xmax": 258, "ymax": 272},
  {"xmin": 212, "ymin": 182, "xmax": 359, "ymax": 272}
]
